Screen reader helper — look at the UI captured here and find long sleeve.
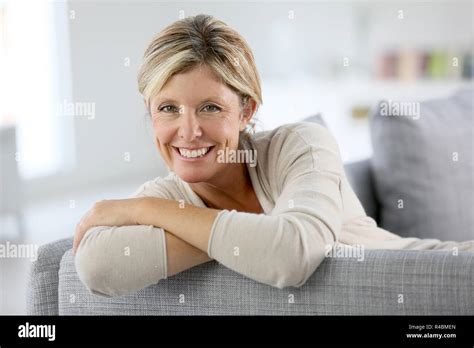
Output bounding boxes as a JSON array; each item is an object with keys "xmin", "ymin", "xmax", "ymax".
[
  {"xmin": 74, "ymin": 178, "xmax": 175, "ymax": 297},
  {"xmin": 208, "ymin": 123, "xmax": 344, "ymax": 288},
  {"xmin": 74, "ymin": 224, "xmax": 167, "ymax": 297}
]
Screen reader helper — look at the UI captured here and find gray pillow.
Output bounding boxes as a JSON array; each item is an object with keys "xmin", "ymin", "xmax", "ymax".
[
  {"xmin": 370, "ymin": 88, "xmax": 473, "ymax": 242},
  {"xmin": 301, "ymin": 114, "xmax": 327, "ymax": 127}
]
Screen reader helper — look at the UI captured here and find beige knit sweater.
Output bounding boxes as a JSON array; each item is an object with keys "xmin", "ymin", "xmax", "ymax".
[{"xmin": 75, "ymin": 122, "xmax": 473, "ymax": 297}]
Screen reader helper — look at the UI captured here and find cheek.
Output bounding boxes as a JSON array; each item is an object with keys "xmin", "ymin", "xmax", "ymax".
[
  {"xmin": 152, "ymin": 121, "xmax": 173, "ymax": 144},
  {"xmin": 222, "ymin": 120, "xmax": 241, "ymax": 143},
  {"xmin": 213, "ymin": 117, "xmax": 240, "ymax": 140}
]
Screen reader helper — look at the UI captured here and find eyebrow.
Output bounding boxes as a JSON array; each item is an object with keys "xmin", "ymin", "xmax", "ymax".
[{"xmin": 156, "ymin": 96, "xmax": 227, "ymax": 105}]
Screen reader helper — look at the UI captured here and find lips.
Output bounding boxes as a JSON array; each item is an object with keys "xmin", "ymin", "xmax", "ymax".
[
  {"xmin": 172, "ymin": 146, "xmax": 215, "ymax": 161},
  {"xmin": 178, "ymin": 146, "xmax": 211, "ymax": 157}
]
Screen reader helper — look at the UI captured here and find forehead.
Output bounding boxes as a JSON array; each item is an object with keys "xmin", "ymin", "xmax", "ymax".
[{"xmin": 153, "ymin": 65, "xmax": 238, "ymax": 105}]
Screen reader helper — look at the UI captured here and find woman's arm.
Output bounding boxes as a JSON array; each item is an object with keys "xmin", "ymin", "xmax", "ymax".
[
  {"xmin": 74, "ymin": 179, "xmax": 216, "ymax": 297},
  {"xmin": 165, "ymin": 231, "xmax": 212, "ymax": 277},
  {"xmin": 75, "ymin": 223, "xmax": 214, "ymax": 297},
  {"xmin": 136, "ymin": 197, "xmax": 221, "ymax": 253}
]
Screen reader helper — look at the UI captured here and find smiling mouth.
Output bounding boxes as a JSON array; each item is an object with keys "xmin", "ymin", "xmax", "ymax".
[{"xmin": 172, "ymin": 146, "xmax": 215, "ymax": 160}]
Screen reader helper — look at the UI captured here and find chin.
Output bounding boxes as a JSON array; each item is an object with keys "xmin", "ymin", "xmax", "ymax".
[{"xmin": 175, "ymin": 170, "xmax": 213, "ymax": 183}]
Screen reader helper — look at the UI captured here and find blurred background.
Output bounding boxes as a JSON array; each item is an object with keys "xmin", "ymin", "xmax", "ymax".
[{"xmin": 0, "ymin": 0, "xmax": 472, "ymax": 314}]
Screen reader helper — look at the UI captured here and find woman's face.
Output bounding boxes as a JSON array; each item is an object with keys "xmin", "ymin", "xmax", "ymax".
[{"xmin": 149, "ymin": 64, "xmax": 252, "ymax": 183}]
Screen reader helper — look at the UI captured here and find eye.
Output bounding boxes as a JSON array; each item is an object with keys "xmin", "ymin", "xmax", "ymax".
[
  {"xmin": 201, "ymin": 104, "xmax": 221, "ymax": 113},
  {"xmin": 159, "ymin": 105, "xmax": 178, "ymax": 113}
]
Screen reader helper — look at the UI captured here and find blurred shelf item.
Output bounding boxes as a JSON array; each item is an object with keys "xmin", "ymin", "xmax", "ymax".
[
  {"xmin": 351, "ymin": 105, "xmax": 371, "ymax": 119},
  {"xmin": 376, "ymin": 50, "xmax": 473, "ymax": 81}
]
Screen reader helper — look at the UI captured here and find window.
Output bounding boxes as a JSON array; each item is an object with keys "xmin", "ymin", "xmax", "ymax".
[{"xmin": 0, "ymin": 0, "xmax": 75, "ymax": 180}]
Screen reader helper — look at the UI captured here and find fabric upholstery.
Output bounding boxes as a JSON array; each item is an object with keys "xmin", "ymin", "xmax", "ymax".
[
  {"xmin": 26, "ymin": 238, "xmax": 72, "ymax": 315},
  {"xmin": 370, "ymin": 88, "xmax": 473, "ymax": 241},
  {"xmin": 56, "ymin": 247, "xmax": 473, "ymax": 315},
  {"xmin": 344, "ymin": 159, "xmax": 379, "ymax": 222}
]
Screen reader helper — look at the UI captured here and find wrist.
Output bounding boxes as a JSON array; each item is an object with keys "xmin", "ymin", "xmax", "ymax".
[
  {"xmin": 133, "ymin": 196, "xmax": 164, "ymax": 225},
  {"xmin": 132, "ymin": 197, "xmax": 150, "ymax": 225}
]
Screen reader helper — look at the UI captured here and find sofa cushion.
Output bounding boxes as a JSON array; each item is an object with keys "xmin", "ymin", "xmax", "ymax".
[
  {"xmin": 344, "ymin": 159, "xmax": 379, "ymax": 222},
  {"xmin": 370, "ymin": 88, "xmax": 473, "ymax": 241}
]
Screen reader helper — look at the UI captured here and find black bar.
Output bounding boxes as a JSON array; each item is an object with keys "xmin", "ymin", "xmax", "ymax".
[{"xmin": 0, "ymin": 315, "xmax": 473, "ymax": 346}]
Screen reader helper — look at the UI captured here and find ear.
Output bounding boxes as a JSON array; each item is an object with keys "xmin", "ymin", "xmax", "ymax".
[
  {"xmin": 143, "ymin": 98, "xmax": 149, "ymax": 115},
  {"xmin": 239, "ymin": 98, "xmax": 257, "ymax": 131}
]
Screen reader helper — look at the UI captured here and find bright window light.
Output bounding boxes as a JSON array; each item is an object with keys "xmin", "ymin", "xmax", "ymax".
[{"xmin": 1, "ymin": 0, "xmax": 74, "ymax": 180}]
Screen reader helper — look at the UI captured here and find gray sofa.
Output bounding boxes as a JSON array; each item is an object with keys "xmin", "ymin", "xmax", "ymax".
[{"xmin": 26, "ymin": 92, "xmax": 474, "ymax": 315}]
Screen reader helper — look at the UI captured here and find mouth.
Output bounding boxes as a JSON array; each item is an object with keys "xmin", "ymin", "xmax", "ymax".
[{"xmin": 172, "ymin": 145, "xmax": 216, "ymax": 162}]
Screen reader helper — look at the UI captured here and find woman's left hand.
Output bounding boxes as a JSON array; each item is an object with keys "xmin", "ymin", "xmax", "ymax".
[{"xmin": 72, "ymin": 198, "xmax": 144, "ymax": 255}]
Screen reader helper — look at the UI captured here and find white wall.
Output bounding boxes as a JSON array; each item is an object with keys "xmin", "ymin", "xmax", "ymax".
[{"xmin": 23, "ymin": 0, "xmax": 473, "ymax": 200}]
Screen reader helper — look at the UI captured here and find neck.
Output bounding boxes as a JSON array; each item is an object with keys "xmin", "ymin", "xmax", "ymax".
[{"xmin": 189, "ymin": 162, "xmax": 252, "ymax": 210}]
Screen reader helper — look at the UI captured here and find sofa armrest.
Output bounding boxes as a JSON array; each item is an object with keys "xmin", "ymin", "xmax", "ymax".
[
  {"xmin": 344, "ymin": 159, "xmax": 379, "ymax": 222},
  {"xmin": 26, "ymin": 238, "xmax": 73, "ymax": 315},
  {"xmin": 56, "ymin": 247, "xmax": 473, "ymax": 315}
]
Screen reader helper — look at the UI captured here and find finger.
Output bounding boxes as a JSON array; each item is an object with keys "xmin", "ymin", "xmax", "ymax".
[
  {"xmin": 72, "ymin": 224, "xmax": 82, "ymax": 254},
  {"xmin": 72, "ymin": 231, "xmax": 79, "ymax": 255}
]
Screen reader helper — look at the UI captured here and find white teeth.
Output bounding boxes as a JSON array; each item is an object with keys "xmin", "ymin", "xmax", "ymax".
[{"xmin": 178, "ymin": 147, "xmax": 211, "ymax": 158}]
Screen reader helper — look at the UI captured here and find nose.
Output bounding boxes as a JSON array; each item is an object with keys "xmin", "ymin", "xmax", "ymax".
[{"xmin": 177, "ymin": 110, "xmax": 202, "ymax": 141}]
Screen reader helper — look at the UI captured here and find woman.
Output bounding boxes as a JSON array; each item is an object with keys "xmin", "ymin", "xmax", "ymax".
[{"xmin": 73, "ymin": 14, "xmax": 473, "ymax": 297}]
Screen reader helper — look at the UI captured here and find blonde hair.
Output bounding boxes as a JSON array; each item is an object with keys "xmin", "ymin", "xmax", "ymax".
[{"xmin": 137, "ymin": 14, "xmax": 263, "ymax": 140}]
